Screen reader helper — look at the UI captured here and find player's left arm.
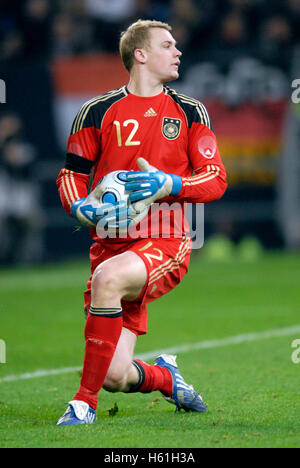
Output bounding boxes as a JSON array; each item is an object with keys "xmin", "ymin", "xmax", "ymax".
[
  {"xmin": 124, "ymin": 101, "xmax": 227, "ymax": 207},
  {"xmin": 178, "ymin": 117, "xmax": 228, "ymax": 204},
  {"xmin": 124, "ymin": 131, "xmax": 227, "ymax": 210}
]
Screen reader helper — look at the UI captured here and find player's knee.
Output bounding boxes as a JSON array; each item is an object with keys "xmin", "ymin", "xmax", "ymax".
[
  {"xmin": 103, "ymin": 367, "xmax": 127, "ymax": 393},
  {"xmin": 91, "ymin": 263, "xmax": 124, "ymax": 299}
]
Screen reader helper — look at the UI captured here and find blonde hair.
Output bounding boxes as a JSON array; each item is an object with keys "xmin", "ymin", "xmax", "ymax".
[{"xmin": 120, "ymin": 19, "xmax": 172, "ymax": 72}]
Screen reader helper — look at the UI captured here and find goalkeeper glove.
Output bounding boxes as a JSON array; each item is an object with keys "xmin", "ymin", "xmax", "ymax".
[
  {"xmin": 96, "ymin": 201, "xmax": 149, "ymax": 235},
  {"xmin": 124, "ymin": 157, "xmax": 182, "ymax": 208},
  {"xmin": 70, "ymin": 179, "xmax": 106, "ymax": 227},
  {"xmin": 70, "ymin": 179, "xmax": 127, "ymax": 228},
  {"xmin": 70, "ymin": 178, "xmax": 149, "ymax": 231}
]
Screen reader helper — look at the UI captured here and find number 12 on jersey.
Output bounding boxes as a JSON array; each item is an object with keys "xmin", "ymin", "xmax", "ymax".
[{"xmin": 113, "ymin": 119, "xmax": 141, "ymax": 147}]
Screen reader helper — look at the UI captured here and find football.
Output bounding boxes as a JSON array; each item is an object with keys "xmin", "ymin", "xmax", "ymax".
[
  {"xmin": 97, "ymin": 170, "xmax": 149, "ymax": 235},
  {"xmin": 100, "ymin": 170, "xmax": 129, "ymax": 205}
]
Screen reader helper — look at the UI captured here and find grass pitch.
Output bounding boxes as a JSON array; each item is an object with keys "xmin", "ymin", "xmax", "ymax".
[{"xmin": 0, "ymin": 251, "xmax": 300, "ymax": 448}]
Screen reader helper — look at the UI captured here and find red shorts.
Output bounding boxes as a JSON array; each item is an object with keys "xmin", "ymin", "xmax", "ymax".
[{"xmin": 84, "ymin": 236, "xmax": 192, "ymax": 336}]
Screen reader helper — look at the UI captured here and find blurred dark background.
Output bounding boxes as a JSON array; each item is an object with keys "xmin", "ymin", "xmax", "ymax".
[{"xmin": 0, "ymin": 0, "xmax": 299, "ymax": 265}]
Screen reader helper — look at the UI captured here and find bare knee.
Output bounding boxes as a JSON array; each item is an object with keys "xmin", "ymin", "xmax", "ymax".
[
  {"xmin": 103, "ymin": 367, "xmax": 128, "ymax": 393},
  {"xmin": 91, "ymin": 253, "xmax": 147, "ymax": 305},
  {"xmin": 91, "ymin": 263, "xmax": 124, "ymax": 304}
]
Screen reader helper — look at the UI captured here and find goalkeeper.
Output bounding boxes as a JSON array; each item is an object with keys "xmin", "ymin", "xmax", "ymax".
[{"xmin": 56, "ymin": 19, "xmax": 227, "ymax": 426}]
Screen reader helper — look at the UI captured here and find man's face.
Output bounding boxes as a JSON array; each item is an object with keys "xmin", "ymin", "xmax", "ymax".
[{"xmin": 143, "ymin": 28, "xmax": 182, "ymax": 82}]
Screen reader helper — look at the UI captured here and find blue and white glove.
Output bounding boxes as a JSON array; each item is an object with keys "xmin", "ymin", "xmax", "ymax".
[
  {"xmin": 70, "ymin": 179, "xmax": 128, "ymax": 229},
  {"xmin": 71, "ymin": 198, "xmax": 128, "ymax": 229},
  {"xmin": 70, "ymin": 179, "xmax": 107, "ymax": 227},
  {"xmin": 123, "ymin": 157, "xmax": 182, "ymax": 210},
  {"xmin": 70, "ymin": 178, "xmax": 149, "ymax": 232},
  {"xmin": 96, "ymin": 201, "xmax": 149, "ymax": 235}
]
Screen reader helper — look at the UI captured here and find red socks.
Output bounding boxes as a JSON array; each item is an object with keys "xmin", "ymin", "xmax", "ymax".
[
  {"xmin": 74, "ymin": 307, "xmax": 123, "ymax": 410},
  {"xmin": 131, "ymin": 359, "xmax": 173, "ymax": 397},
  {"xmin": 73, "ymin": 307, "xmax": 172, "ymax": 409}
]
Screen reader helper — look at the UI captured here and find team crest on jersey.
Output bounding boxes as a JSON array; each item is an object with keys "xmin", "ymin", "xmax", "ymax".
[{"xmin": 162, "ymin": 117, "xmax": 181, "ymax": 140}]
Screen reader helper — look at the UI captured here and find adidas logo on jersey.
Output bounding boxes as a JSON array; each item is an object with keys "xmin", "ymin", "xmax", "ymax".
[{"xmin": 144, "ymin": 107, "xmax": 157, "ymax": 117}]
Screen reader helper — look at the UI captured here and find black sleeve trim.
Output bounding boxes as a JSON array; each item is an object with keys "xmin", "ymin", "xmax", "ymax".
[{"xmin": 65, "ymin": 152, "xmax": 94, "ymax": 175}]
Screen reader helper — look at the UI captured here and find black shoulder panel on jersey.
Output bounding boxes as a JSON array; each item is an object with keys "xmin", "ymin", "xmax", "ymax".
[
  {"xmin": 70, "ymin": 87, "xmax": 128, "ymax": 135},
  {"xmin": 165, "ymin": 86, "xmax": 212, "ymax": 130}
]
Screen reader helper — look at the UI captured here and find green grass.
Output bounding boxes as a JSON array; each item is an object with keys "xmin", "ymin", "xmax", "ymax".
[{"xmin": 0, "ymin": 252, "xmax": 300, "ymax": 448}]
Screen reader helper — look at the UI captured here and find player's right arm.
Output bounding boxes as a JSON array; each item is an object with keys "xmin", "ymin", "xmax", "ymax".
[
  {"xmin": 57, "ymin": 97, "xmax": 139, "ymax": 229},
  {"xmin": 56, "ymin": 102, "xmax": 105, "ymax": 227}
]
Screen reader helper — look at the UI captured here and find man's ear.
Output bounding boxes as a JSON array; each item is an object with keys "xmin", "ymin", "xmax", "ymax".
[{"xmin": 134, "ymin": 48, "xmax": 147, "ymax": 65}]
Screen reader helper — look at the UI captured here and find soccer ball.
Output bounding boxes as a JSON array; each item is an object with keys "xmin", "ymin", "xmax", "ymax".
[
  {"xmin": 99, "ymin": 170, "xmax": 129, "ymax": 205},
  {"xmin": 97, "ymin": 170, "xmax": 149, "ymax": 236}
]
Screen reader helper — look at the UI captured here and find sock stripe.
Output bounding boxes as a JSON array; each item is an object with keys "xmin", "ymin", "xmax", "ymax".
[
  {"xmin": 126, "ymin": 360, "xmax": 146, "ymax": 393},
  {"xmin": 133, "ymin": 360, "xmax": 146, "ymax": 385},
  {"xmin": 89, "ymin": 306, "xmax": 122, "ymax": 318}
]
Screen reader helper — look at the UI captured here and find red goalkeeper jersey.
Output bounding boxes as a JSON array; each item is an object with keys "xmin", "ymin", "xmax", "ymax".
[{"xmin": 56, "ymin": 85, "xmax": 227, "ymax": 243}]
